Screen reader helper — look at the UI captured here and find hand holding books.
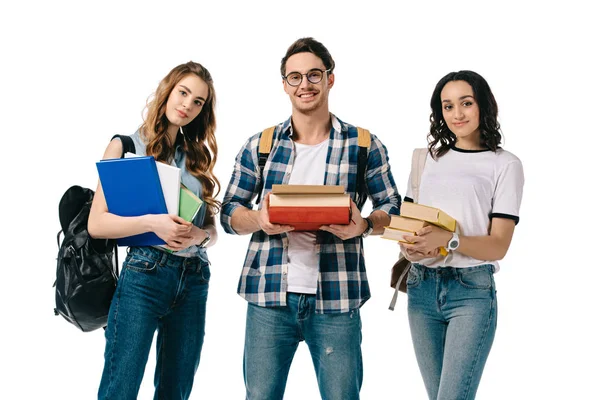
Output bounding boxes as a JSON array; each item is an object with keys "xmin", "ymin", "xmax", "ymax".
[
  {"xmin": 382, "ymin": 202, "xmax": 457, "ymax": 257},
  {"xmin": 258, "ymin": 193, "xmax": 295, "ymax": 235}
]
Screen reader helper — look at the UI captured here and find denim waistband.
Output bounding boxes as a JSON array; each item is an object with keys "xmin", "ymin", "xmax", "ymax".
[
  {"xmin": 127, "ymin": 246, "xmax": 207, "ymax": 272},
  {"xmin": 412, "ymin": 263, "xmax": 494, "ymax": 279}
]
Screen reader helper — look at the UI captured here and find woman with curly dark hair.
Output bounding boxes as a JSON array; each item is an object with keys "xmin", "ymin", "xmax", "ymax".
[
  {"xmin": 399, "ymin": 70, "xmax": 524, "ymax": 400},
  {"xmin": 88, "ymin": 61, "xmax": 220, "ymax": 399}
]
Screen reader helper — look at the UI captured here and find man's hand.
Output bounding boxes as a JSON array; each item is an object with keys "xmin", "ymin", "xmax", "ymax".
[
  {"xmin": 259, "ymin": 193, "xmax": 295, "ymax": 235},
  {"xmin": 319, "ymin": 200, "xmax": 367, "ymax": 240}
]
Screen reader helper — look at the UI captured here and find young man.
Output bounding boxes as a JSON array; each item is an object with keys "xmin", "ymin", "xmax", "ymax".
[{"xmin": 220, "ymin": 37, "xmax": 401, "ymax": 400}]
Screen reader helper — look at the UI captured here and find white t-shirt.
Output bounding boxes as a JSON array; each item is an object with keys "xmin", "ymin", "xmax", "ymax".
[
  {"xmin": 405, "ymin": 147, "xmax": 524, "ymax": 271},
  {"xmin": 286, "ymin": 138, "xmax": 329, "ymax": 294}
]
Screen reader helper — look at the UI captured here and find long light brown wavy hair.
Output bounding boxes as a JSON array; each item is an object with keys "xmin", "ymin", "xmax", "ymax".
[{"xmin": 141, "ymin": 61, "xmax": 221, "ymax": 215}]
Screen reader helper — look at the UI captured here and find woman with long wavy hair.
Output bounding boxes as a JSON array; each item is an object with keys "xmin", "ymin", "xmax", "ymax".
[
  {"xmin": 88, "ymin": 61, "xmax": 220, "ymax": 400},
  {"xmin": 399, "ymin": 70, "xmax": 524, "ymax": 399}
]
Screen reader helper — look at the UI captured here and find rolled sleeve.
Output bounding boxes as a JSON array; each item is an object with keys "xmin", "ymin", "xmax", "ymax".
[
  {"xmin": 365, "ymin": 134, "xmax": 401, "ymax": 216},
  {"xmin": 220, "ymin": 136, "xmax": 261, "ymax": 235}
]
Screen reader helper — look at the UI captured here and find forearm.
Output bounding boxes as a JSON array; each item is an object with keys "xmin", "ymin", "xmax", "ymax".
[
  {"xmin": 456, "ymin": 234, "xmax": 511, "ymax": 261},
  {"xmin": 367, "ymin": 210, "xmax": 391, "ymax": 235},
  {"xmin": 230, "ymin": 207, "xmax": 261, "ymax": 235},
  {"xmin": 88, "ymin": 212, "xmax": 154, "ymax": 239}
]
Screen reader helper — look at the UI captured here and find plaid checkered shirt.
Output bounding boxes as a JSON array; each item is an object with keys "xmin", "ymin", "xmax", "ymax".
[{"xmin": 220, "ymin": 115, "xmax": 400, "ymax": 313}]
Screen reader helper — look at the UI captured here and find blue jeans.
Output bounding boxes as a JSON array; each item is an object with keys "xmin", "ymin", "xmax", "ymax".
[
  {"xmin": 98, "ymin": 247, "xmax": 210, "ymax": 400},
  {"xmin": 407, "ymin": 264, "xmax": 497, "ymax": 400},
  {"xmin": 244, "ymin": 293, "xmax": 363, "ymax": 400}
]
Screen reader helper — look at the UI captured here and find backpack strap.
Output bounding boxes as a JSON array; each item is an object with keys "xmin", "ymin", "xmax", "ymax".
[
  {"xmin": 255, "ymin": 126, "xmax": 276, "ymax": 205},
  {"xmin": 410, "ymin": 148, "xmax": 428, "ymax": 203},
  {"xmin": 388, "ymin": 147, "xmax": 428, "ymax": 311},
  {"xmin": 355, "ymin": 127, "xmax": 372, "ymax": 209},
  {"xmin": 111, "ymin": 134, "xmax": 136, "ymax": 158},
  {"xmin": 109, "ymin": 134, "xmax": 134, "ymax": 276}
]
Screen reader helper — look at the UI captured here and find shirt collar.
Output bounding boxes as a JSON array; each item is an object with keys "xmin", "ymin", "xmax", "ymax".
[{"xmin": 282, "ymin": 113, "xmax": 343, "ymax": 137}]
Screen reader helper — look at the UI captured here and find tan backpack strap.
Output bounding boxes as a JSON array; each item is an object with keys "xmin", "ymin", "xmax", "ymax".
[
  {"xmin": 410, "ymin": 148, "xmax": 428, "ymax": 203},
  {"xmin": 357, "ymin": 127, "xmax": 371, "ymax": 149},
  {"xmin": 259, "ymin": 126, "xmax": 276, "ymax": 154}
]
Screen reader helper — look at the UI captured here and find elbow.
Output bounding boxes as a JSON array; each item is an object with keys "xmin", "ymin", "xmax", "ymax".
[
  {"xmin": 87, "ymin": 215, "xmax": 107, "ymax": 239},
  {"xmin": 496, "ymin": 250, "xmax": 508, "ymax": 261},
  {"xmin": 87, "ymin": 220, "xmax": 101, "ymax": 239},
  {"xmin": 493, "ymin": 245, "xmax": 510, "ymax": 261}
]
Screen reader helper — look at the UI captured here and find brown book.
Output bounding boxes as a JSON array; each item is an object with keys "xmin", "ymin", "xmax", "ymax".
[{"xmin": 400, "ymin": 202, "xmax": 456, "ymax": 232}]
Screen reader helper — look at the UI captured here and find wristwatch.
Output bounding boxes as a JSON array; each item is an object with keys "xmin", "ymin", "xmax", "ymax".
[
  {"xmin": 198, "ymin": 229, "xmax": 211, "ymax": 248},
  {"xmin": 361, "ymin": 217, "xmax": 374, "ymax": 238},
  {"xmin": 446, "ymin": 232, "xmax": 460, "ymax": 251}
]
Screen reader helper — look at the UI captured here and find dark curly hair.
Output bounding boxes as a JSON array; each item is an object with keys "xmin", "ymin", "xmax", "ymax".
[{"xmin": 427, "ymin": 70, "xmax": 502, "ymax": 158}]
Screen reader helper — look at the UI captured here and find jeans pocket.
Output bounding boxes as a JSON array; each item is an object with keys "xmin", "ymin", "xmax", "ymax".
[
  {"xmin": 457, "ymin": 267, "xmax": 492, "ymax": 289},
  {"xmin": 124, "ymin": 253, "xmax": 157, "ymax": 272},
  {"xmin": 406, "ymin": 265, "xmax": 421, "ymax": 288},
  {"xmin": 199, "ymin": 264, "xmax": 211, "ymax": 283}
]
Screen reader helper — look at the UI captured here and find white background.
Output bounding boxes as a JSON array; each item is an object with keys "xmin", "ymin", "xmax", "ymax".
[{"xmin": 1, "ymin": 1, "xmax": 597, "ymax": 399}]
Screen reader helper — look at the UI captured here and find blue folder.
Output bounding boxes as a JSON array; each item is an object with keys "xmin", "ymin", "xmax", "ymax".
[{"xmin": 96, "ymin": 156, "xmax": 167, "ymax": 246}]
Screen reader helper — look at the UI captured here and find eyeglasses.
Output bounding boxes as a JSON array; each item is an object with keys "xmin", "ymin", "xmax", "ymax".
[{"xmin": 282, "ymin": 68, "xmax": 331, "ymax": 87}]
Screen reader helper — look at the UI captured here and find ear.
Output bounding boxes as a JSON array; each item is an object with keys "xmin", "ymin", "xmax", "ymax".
[{"xmin": 327, "ymin": 72, "xmax": 335, "ymax": 89}]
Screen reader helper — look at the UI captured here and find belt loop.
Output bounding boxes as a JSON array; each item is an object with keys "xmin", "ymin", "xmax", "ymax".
[{"xmin": 160, "ymin": 251, "xmax": 169, "ymax": 267}]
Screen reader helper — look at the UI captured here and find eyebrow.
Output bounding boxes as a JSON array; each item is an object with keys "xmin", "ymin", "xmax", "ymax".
[
  {"xmin": 179, "ymin": 85, "xmax": 206, "ymax": 102},
  {"xmin": 442, "ymin": 95, "xmax": 475, "ymax": 103}
]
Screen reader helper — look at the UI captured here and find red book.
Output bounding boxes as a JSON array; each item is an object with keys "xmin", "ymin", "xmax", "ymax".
[{"xmin": 268, "ymin": 185, "xmax": 350, "ymax": 231}]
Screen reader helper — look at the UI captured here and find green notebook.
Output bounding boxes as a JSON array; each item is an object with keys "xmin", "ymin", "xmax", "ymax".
[
  {"xmin": 160, "ymin": 185, "xmax": 203, "ymax": 253},
  {"xmin": 179, "ymin": 185, "xmax": 203, "ymax": 222}
]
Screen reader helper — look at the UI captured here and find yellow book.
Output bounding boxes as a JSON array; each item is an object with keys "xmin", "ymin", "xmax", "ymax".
[
  {"xmin": 400, "ymin": 202, "xmax": 456, "ymax": 232},
  {"xmin": 389, "ymin": 215, "xmax": 431, "ymax": 232},
  {"xmin": 382, "ymin": 227, "xmax": 417, "ymax": 243}
]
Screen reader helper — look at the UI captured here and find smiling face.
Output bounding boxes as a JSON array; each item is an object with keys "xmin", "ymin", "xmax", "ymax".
[
  {"xmin": 165, "ymin": 73, "xmax": 209, "ymax": 128},
  {"xmin": 440, "ymin": 80, "xmax": 481, "ymax": 144},
  {"xmin": 282, "ymin": 52, "xmax": 334, "ymax": 115}
]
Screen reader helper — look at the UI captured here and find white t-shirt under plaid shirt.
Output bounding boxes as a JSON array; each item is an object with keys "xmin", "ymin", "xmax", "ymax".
[{"xmin": 220, "ymin": 114, "xmax": 401, "ymax": 313}]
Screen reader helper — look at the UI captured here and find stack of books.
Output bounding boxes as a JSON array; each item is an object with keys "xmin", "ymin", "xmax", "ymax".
[
  {"xmin": 382, "ymin": 202, "xmax": 456, "ymax": 255},
  {"xmin": 267, "ymin": 184, "xmax": 350, "ymax": 231},
  {"xmin": 96, "ymin": 154, "xmax": 203, "ymax": 246}
]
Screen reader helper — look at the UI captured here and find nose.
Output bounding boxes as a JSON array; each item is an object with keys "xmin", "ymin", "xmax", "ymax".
[
  {"xmin": 299, "ymin": 74, "xmax": 311, "ymax": 89},
  {"xmin": 454, "ymin": 107, "xmax": 465, "ymax": 120}
]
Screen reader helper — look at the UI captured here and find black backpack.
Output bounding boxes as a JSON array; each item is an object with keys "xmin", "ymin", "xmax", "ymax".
[{"xmin": 54, "ymin": 135, "xmax": 135, "ymax": 332}]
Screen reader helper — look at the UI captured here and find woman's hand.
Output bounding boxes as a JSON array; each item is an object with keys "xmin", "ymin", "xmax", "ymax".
[
  {"xmin": 149, "ymin": 214, "xmax": 193, "ymax": 249},
  {"xmin": 399, "ymin": 243, "xmax": 440, "ymax": 261},
  {"xmin": 402, "ymin": 225, "xmax": 452, "ymax": 255}
]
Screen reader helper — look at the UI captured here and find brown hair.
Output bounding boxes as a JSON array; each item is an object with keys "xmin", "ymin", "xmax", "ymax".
[
  {"xmin": 280, "ymin": 37, "xmax": 335, "ymax": 77},
  {"xmin": 141, "ymin": 61, "xmax": 221, "ymax": 215}
]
